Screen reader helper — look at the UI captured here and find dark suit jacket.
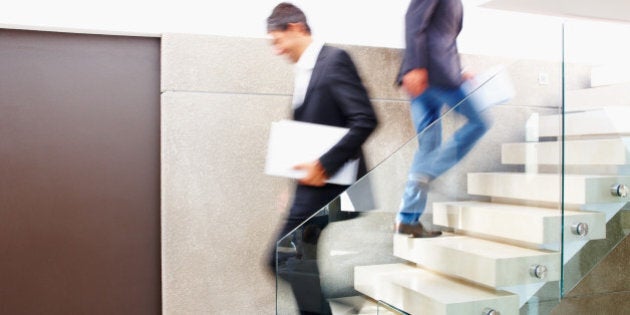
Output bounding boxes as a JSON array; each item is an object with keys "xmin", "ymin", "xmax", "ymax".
[
  {"xmin": 291, "ymin": 45, "xmax": 378, "ymax": 215},
  {"xmin": 398, "ymin": 0, "xmax": 464, "ymax": 88}
]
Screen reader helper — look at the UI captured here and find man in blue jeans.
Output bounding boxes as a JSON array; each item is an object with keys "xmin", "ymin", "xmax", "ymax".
[{"xmin": 396, "ymin": 0, "xmax": 489, "ymax": 237}]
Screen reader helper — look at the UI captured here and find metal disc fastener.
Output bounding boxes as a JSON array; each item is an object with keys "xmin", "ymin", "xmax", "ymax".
[
  {"xmin": 482, "ymin": 308, "xmax": 501, "ymax": 315},
  {"xmin": 530, "ymin": 265, "xmax": 548, "ymax": 279},
  {"xmin": 571, "ymin": 222, "xmax": 589, "ymax": 237},
  {"xmin": 610, "ymin": 184, "xmax": 629, "ymax": 197}
]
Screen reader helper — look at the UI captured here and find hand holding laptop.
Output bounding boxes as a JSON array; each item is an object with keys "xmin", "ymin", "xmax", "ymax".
[
  {"xmin": 293, "ymin": 160, "xmax": 328, "ymax": 187},
  {"xmin": 265, "ymin": 120, "xmax": 359, "ymax": 185}
]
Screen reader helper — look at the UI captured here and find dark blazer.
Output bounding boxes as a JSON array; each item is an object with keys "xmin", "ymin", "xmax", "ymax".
[
  {"xmin": 291, "ymin": 45, "xmax": 378, "ymax": 215},
  {"xmin": 398, "ymin": 0, "xmax": 464, "ymax": 88}
]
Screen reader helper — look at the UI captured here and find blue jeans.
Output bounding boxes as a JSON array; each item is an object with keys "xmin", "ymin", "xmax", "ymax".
[{"xmin": 397, "ymin": 85, "xmax": 489, "ymax": 224}]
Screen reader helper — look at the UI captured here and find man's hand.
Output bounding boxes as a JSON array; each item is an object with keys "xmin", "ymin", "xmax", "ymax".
[
  {"xmin": 402, "ymin": 68, "xmax": 429, "ymax": 98},
  {"xmin": 294, "ymin": 160, "xmax": 328, "ymax": 187},
  {"xmin": 462, "ymin": 71, "xmax": 475, "ymax": 81}
]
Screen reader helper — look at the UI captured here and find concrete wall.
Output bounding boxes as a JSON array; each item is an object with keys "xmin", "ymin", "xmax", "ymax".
[{"xmin": 160, "ymin": 33, "xmax": 582, "ymax": 314}]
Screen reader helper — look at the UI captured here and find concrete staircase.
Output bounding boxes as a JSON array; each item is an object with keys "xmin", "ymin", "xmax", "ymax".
[{"xmin": 353, "ymin": 106, "xmax": 630, "ymax": 314}]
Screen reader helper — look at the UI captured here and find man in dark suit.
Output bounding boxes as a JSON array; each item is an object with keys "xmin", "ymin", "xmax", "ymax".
[
  {"xmin": 266, "ymin": 3, "xmax": 377, "ymax": 314},
  {"xmin": 396, "ymin": 0, "xmax": 489, "ymax": 237}
]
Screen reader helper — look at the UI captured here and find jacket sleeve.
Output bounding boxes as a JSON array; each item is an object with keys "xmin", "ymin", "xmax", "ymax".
[
  {"xmin": 318, "ymin": 49, "xmax": 378, "ymax": 177},
  {"xmin": 399, "ymin": 0, "xmax": 439, "ymax": 80}
]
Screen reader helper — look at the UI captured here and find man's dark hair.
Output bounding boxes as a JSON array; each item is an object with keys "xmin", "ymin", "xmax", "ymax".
[{"xmin": 267, "ymin": 2, "xmax": 311, "ymax": 34}]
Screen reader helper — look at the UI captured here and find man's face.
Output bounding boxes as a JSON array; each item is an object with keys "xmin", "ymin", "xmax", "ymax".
[{"xmin": 268, "ymin": 26, "xmax": 303, "ymax": 63}]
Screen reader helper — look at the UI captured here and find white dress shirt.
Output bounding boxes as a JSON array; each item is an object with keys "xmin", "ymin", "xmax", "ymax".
[{"xmin": 292, "ymin": 41, "xmax": 324, "ymax": 109}]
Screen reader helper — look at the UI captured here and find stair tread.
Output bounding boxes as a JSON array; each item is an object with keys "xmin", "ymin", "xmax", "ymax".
[
  {"xmin": 566, "ymin": 84, "xmax": 630, "ymax": 108},
  {"xmin": 393, "ymin": 232, "xmax": 560, "ymax": 287},
  {"xmin": 394, "ymin": 233, "xmax": 556, "ymax": 258},
  {"xmin": 589, "ymin": 65, "xmax": 630, "ymax": 87},
  {"xmin": 502, "ymin": 138, "xmax": 630, "ymax": 165},
  {"xmin": 434, "ymin": 200, "xmax": 600, "ymax": 217},
  {"xmin": 470, "ymin": 172, "xmax": 630, "ymax": 178},
  {"xmin": 433, "ymin": 201, "xmax": 607, "ymax": 247},
  {"xmin": 468, "ymin": 172, "xmax": 630, "ymax": 204},
  {"xmin": 538, "ymin": 107, "xmax": 630, "ymax": 137},
  {"xmin": 355, "ymin": 263, "xmax": 518, "ymax": 302}
]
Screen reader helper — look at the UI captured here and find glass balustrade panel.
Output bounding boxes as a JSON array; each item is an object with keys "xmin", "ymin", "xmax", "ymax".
[
  {"xmin": 276, "ymin": 57, "xmax": 565, "ymax": 315},
  {"xmin": 560, "ymin": 20, "xmax": 630, "ymax": 302}
]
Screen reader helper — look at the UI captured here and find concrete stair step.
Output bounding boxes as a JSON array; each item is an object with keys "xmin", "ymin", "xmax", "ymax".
[
  {"xmin": 432, "ymin": 201, "xmax": 606, "ymax": 247},
  {"xmin": 565, "ymin": 84, "xmax": 630, "ymax": 109},
  {"xmin": 501, "ymin": 138, "xmax": 630, "ymax": 165},
  {"xmin": 590, "ymin": 65, "xmax": 630, "ymax": 87},
  {"xmin": 467, "ymin": 172, "xmax": 630, "ymax": 205},
  {"xmin": 392, "ymin": 234, "xmax": 560, "ymax": 288},
  {"xmin": 354, "ymin": 263, "xmax": 519, "ymax": 315},
  {"xmin": 538, "ymin": 107, "xmax": 630, "ymax": 138}
]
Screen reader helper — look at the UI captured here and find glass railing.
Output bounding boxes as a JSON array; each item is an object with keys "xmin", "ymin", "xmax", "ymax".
[
  {"xmin": 558, "ymin": 20, "xmax": 630, "ymax": 308},
  {"xmin": 275, "ymin": 58, "xmax": 571, "ymax": 314},
  {"xmin": 274, "ymin": 19, "xmax": 630, "ymax": 315},
  {"xmin": 377, "ymin": 300, "xmax": 407, "ymax": 314}
]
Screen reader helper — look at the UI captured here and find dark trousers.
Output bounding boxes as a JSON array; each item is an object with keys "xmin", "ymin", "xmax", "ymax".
[{"xmin": 268, "ymin": 184, "xmax": 350, "ymax": 315}]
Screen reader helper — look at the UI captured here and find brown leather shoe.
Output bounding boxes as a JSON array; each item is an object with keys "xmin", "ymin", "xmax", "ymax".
[{"xmin": 395, "ymin": 222, "xmax": 442, "ymax": 238}]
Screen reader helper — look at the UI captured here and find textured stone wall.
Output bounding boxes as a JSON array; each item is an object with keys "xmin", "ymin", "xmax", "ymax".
[{"xmin": 160, "ymin": 33, "xmax": 583, "ymax": 314}]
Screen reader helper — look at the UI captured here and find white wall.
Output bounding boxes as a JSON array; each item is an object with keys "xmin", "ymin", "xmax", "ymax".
[
  {"xmin": 6, "ymin": 0, "xmax": 625, "ymax": 63},
  {"xmin": 6, "ymin": 0, "xmax": 630, "ymax": 64}
]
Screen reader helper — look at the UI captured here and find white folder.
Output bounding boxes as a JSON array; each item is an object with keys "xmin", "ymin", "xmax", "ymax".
[
  {"xmin": 462, "ymin": 64, "xmax": 515, "ymax": 112},
  {"xmin": 264, "ymin": 120, "xmax": 358, "ymax": 185}
]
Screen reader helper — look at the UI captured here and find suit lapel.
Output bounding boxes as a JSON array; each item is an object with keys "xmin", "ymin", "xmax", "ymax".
[{"xmin": 301, "ymin": 45, "xmax": 329, "ymax": 108}]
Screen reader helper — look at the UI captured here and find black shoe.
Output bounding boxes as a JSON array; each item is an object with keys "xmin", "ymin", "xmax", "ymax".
[{"xmin": 395, "ymin": 222, "xmax": 442, "ymax": 238}]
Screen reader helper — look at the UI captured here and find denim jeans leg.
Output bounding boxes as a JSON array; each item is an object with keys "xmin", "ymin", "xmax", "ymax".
[
  {"xmin": 398, "ymin": 93, "xmax": 442, "ymax": 223},
  {"xmin": 420, "ymin": 86, "xmax": 489, "ymax": 178},
  {"xmin": 398, "ymin": 86, "xmax": 489, "ymax": 224},
  {"xmin": 409, "ymin": 92, "xmax": 442, "ymax": 174},
  {"xmin": 397, "ymin": 177, "xmax": 430, "ymax": 224}
]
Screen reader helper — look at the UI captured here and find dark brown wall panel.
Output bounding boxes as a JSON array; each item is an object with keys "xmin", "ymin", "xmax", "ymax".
[{"xmin": 0, "ymin": 29, "xmax": 161, "ymax": 314}]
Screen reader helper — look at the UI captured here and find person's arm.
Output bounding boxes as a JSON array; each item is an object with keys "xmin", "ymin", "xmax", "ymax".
[
  {"xmin": 316, "ymin": 49, "xmax": 377, "ymax": 180},
  {"xmin": 400, "ymin": 0, "xmax": 439, "ymax": 97}
]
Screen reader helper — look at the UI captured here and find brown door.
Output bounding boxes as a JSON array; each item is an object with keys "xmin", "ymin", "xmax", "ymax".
[{"xmin": 0, "ymin": 29, "xmax": 161, "ymax": 314}]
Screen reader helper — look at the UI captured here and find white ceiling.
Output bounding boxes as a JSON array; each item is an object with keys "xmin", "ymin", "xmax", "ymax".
[{"xmin": 481, "ymin": 0, "xmax": 630, "ymax": 23}]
